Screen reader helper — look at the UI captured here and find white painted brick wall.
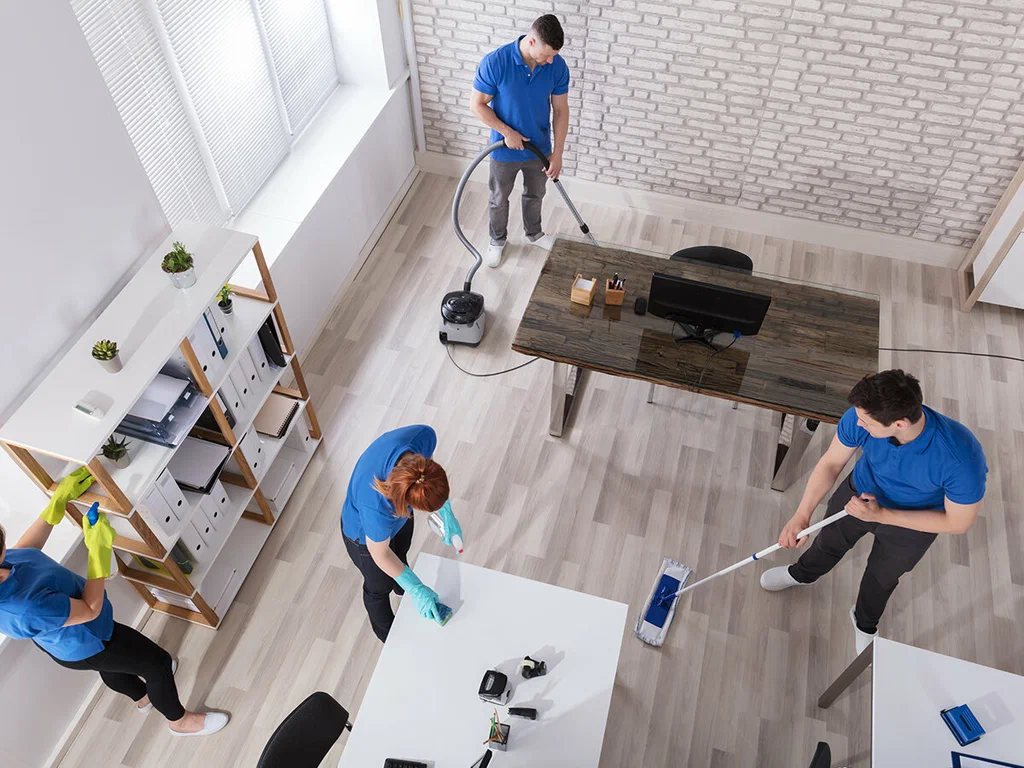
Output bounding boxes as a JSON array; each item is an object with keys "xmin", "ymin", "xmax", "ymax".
[{"xmin": 411, "ymin": 0, "xmax": 1024, "ymax": 247}]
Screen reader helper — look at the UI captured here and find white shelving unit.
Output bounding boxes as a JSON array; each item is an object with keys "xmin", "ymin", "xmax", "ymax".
[{"xmin": 0, "ymin": 222, "xmax": 322, "ymax": 628}]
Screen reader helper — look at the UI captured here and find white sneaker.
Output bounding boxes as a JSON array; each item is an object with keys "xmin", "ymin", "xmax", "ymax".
[
  {"xmin": 759, "ymin": 565, "xmax": 804, "ymax": 591},
  {"xmin": 168, "ymin": 711, "xmax": 230, "ymax": 737},
  {"xmin": 850, "ymin": 606, "xmax": 876, "ymax": 655},
  {"xmin": 138, "ymin": 657, "xmax": 177, "ymax": 713},
  {"xmin": 485, "ymin": 241, "xmax": 505, "ymax": 268},
  {"xmin": 526, "ymin": 233, "xmax": 556, "ymax": 251}
]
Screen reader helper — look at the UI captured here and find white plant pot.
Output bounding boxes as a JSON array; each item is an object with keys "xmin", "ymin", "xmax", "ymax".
[
  {"xmin": 114, "ymin": 453, "xmax": 131, "ymax": 469},
  {"xmin": 167, "ymin": 266, "xmax": 196, "ymax": 289},
  {"xmin": 96, "ymin": 354, "xmax": 122, "ymax": 373}
]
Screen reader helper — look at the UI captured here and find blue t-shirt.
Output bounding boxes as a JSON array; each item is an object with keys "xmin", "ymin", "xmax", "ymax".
[
  {"xmin": 473, "ymin": 36, "xmax": 570, "ymax": 163},
  {"xmin": 837, "ymin": 405, "xmax": 987, "ymax": 511},
  {"xmin": 0, "ymin": 548, "xmax": 114, "ymax": 662},
  {"xmin": 341, "ymin": 425, "xmax": 439, "ymax": 543}
]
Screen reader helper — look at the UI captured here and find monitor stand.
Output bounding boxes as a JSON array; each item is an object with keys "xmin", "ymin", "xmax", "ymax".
[{"xmin": 669, "ymin": 319, "xmax": 722, "ymax": 352}]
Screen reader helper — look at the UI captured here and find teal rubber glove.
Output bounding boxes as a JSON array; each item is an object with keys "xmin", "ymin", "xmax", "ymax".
[
  {"xmin": 394, "ymin": 566, "xmax": 441, "ymax": 622},
  {"xmin": 437, "ymin": 500, "xmax": 464, "ymax": 551},
  {"xmin": 82, "ymin": 509, "xmax": 115, "ymax": 579},
  {"xmin": 40, "ymin": 467, "xmax": 94, "ymax": 525}
]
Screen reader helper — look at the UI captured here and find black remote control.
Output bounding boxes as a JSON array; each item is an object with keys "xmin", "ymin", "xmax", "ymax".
[{"xmin": 508, "ymin": 706, "xmax": 538, "ymax": 720}]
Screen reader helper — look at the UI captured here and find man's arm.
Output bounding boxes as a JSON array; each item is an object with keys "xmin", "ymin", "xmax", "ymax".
[
  {"xmin": 845, "ymin": 496, "xmax": 979, "ymax": 535},
  {"xmin": 64, "ymin": 578, "xmax": 105, "ymax": 627},
  {"xmin": 779, "ymin": 435, "xmax": 858, "ymax": 548},
  {"xmin": 470, "ymin": 90, "xmax": 527, "ymax": 150},
  {"xmin": 15, "ymin": 516, "xmax": 56, "ymax": 550},
  {"xmin": 546, "ymin": 93, "xmax": 570, "ymax": 179}
]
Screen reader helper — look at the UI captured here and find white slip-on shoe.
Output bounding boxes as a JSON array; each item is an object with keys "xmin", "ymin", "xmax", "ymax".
[
  {"xmin": 138, "ymin": 657, "xmax": 177, "ymax": 714},
  {"xmin": 526, "ymin": 233, "xmax": 556, "ymax": 251},
  {"xmin": 759, "ymin": 565, "xmax": 804, "ymax": 592},
  {"xmin": 485, "ymin": 241, "xmax": 505, "ymax": 268},
  {"xmin": 168, "ymin": 711, "xmax": 230, "ymax": 737},
  {"xmin": 850, "ymin": 606, "xmax": 876, "ymax": 655}
]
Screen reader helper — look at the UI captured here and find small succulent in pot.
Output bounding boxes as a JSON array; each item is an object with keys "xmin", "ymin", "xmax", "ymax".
[
  {"xmin": 101, "ymin": 434, "xmax": 132, "ymax": 468},
  {"xmin": 162, "ymin": 241, "xmax": 196, "ymax": 289},
  {"xmin": 217, "ymin": 284, "xmax": 233, "ymax": 315},
  {"xmin": 91, "ymin": 339, "xmax": 122, "ymax": 373}
]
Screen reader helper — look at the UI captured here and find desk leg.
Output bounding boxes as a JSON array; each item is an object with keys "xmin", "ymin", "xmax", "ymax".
[
  {"xmin": 771, "ymin": 415, "xmax": 819, "ymax": 491},
  {"xmin": 818, "ymin": 642, "xmax": 874, "ymax": 709},
  {"xmin": 550, "ymin": 362, "xmax": 584, "ymax": 437}
]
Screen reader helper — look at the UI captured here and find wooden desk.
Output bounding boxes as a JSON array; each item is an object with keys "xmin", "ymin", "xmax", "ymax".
[
  {"xmin": 818, "ymin": 638, "xmax": 1024, "ymax": 767},
  {"xmin": 511, "ymin": 239, "xmax": 880, "ymax": 489}
]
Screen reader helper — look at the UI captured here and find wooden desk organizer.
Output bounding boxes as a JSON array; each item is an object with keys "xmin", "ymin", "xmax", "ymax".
[
  {"xmin": 605, "ymin": 279, "xmax": 625, "ymax": 306},
  {"xmin": 570, "ymin": 274, "xmax": 598, "ymax": 306}
]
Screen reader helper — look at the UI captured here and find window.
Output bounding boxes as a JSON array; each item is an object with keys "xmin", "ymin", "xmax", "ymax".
[{"xmin": 72, "ymin": 0, "xmax": 338, "ymax": 225}]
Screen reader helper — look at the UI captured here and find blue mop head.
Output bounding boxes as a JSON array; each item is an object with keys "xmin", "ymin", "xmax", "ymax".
[
  {"xmin": 644, "ymin": 574, "xmax": 681, "ymax": 628},
  {"xmin": 634, "ymin": 557, "xmax": 692, "ymax": 646}
]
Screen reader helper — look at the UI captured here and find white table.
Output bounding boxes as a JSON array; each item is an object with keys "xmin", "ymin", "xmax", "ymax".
[
  {"xmin": 338, "ymin": 554, "xmax": 628, "ymax": 767},
  {"xmin": 819, "ymin": 637, "xmax": 1024, "ymax": 767}
]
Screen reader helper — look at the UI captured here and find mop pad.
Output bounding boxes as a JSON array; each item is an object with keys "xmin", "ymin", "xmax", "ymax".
[{"xmin": 634, "ymin": 556, "xmax": 692, "ymax": 647}]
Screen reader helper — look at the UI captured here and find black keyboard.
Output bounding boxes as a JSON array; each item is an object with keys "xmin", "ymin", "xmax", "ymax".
[{"xmin": 383, "ymin": 760, "xmax": 428, "ymax": 768}]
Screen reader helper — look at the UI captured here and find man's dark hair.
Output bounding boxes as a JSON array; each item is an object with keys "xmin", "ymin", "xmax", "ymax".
[
  {"xmin": 0, "ymin": 524, "xmax": 5, "ymax": 555},
  {"xmin": 848, "ymin": 369, "xmax": 923, "ymax": 426},
  {"xmin": 531, "ymin": 14, "xmax": 564, "ymax": 50}
]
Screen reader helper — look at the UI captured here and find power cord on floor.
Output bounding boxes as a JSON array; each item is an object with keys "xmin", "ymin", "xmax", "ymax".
[
  {"xmin": 879, "ymin": 346, "xmax": 1024, "ymax": 364},
  {"xmin": 445, "ymin": 342, "xmax": 539, "ymax": 377}
]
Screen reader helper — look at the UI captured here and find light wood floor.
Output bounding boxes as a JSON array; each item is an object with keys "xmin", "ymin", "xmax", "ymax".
[{"xmin": 59, "ymin": 172, "xmax": 1024, "ymax": 767}]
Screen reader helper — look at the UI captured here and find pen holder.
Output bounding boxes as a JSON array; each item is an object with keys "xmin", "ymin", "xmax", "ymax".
[
  {"xmin": 605, "ymin": 279, "xmax": 625, "ymax": 306},
  {"xmin": 489, "ymin": 723, "xmax": 510, "ymax": 752},
  {"xmin": 570, "ymin": 274, "xmax": 598, "ymax": 306}
]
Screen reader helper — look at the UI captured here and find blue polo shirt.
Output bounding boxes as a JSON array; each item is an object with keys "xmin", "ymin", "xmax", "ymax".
[
  {"xmin": 837, "ymin": 405, "xmax": 987, "ymax": 511},
  {"xmin": 341, "ymin": 425, "xmax": 439, "ymax": 543},
  {"xmin": 473, "ymin": 36, "xmax": 570, "ymax": 162},
  {"xmin": 0, "ymin": 548, "xmax": 113, "ymax": 662}
]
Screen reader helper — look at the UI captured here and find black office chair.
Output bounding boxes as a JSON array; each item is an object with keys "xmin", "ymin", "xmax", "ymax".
[
  {"xmin": 807, "ymin": 741, "xmax": 831, "ymax": 768},
  {"xmin": 647, "ymin": 245, "xmax": 755, "ymax": 406},
  {"xmin": 257, "ymin": 691, "xmax": 353, "ymax": 768}
]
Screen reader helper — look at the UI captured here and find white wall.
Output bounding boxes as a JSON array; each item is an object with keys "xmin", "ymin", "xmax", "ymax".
[{"xmin": 0, "ymin": 1, "xmax": 166, "ymax": 765}]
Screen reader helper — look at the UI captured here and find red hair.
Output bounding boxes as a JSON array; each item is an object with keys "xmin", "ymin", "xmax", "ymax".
[{"xmin": 372, "ymin": 454, "xmax": 449, "ymax": 517}]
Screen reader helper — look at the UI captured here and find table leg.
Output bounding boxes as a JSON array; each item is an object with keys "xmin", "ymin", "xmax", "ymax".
[
  {"xmin": 549, "ymin": 362, "xmax": 584, "ymax": 437},
  {"xmin": 817, "ymin": 642, "xmax": 874, "ymax": 709},
  {"xmin": 771, "ymin": 415, "xmax": 820, "ymax": 491}
]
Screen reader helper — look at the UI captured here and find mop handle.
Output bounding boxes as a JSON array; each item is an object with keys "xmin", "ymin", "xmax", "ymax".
[{"xmin": 672, "ymin": 510, "xmax": 849, "ymax": 598}]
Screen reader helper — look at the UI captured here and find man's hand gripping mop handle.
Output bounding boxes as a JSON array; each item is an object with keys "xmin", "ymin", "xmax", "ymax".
[{"xmin": 671, "ymin": 510, "xmax": 849, "ymax": 599}]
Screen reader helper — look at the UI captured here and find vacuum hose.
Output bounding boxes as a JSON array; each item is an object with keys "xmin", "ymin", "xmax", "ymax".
[{"xmin": 453, "ymin": 140, "xmax": 599, "ymax": 292}]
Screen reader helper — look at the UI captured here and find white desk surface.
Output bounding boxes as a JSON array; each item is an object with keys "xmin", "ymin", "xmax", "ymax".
[
  {"xmin": 338, "ymin": 554, "xmax": 628, "ymax": 768},
  {"xmin": 873, "ymin": 638, "xmax": 1024, "ymax": 767}
]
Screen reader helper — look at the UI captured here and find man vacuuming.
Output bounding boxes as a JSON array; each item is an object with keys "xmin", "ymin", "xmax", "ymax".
[
  {"xmin": 470, "ymin": 14, "xmax": 570, "ymax": 268},
  {"xmin": 760, "ymin": 369, "xmax": 987, "ymax": 653}
]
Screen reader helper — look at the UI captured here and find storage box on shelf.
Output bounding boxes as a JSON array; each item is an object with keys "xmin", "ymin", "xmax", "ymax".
[{"xmin": 0, "ymin": 223, "xmax": 321, "ymax": 628}]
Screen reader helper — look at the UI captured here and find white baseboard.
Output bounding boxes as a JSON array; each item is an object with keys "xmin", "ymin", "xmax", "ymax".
[{"xmin": 415, "ymin": 150, "xmax": 966, "ymax": 269}]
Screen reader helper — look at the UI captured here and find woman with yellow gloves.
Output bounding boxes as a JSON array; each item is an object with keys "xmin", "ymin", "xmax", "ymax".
[{"xmin": 0, "ymin": 468, "xmax": 229, "ymax": 736}]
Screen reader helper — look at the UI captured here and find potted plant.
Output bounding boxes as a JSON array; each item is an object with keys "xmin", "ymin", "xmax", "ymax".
[
  {"xmin": 91, "ymin": 339, "xmax": 122, "ymax": 373},
  {"xmin": 101, "ymin": 435, "xmax": 132, "ymax": 468},
  {"xmin": 161, "ymin": 241, "xmax": 196, "ymax": 289},
  {"xmin": 217, "ymin": 284, "xmax": 233, "ymax": 315}
]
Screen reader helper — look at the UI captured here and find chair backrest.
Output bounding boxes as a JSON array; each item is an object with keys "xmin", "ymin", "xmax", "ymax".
[
  {"xmin": 669, "ymin": 245, "xmax": 754, "ymax": 274},
  {"xmin": 257, "ymin": 691, "xmax": 350, "ymax": 768},
  {"xmin": 808, "ymin": 741, "xmax": 832, "ymax": 768}
]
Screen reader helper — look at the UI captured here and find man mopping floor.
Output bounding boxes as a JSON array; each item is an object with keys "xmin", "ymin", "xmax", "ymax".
[{"xmin": 761, "ymin": 369, "xmax": 988, "ymax": 653}]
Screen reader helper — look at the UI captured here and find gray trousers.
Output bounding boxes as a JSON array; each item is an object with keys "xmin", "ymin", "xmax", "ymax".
[{"xmin": 488, "ymin": 157, "xmax": 547, "ymax": 245}]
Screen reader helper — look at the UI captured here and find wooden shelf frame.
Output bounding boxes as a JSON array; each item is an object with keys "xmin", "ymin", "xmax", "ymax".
[{"xmin": 0, "ymin": 232, "xmax": 321, "ymax": 629}]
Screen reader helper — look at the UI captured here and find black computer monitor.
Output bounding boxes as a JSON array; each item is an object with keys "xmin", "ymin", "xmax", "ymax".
[{"xmin": 648, "ymin": 272, "xmax": 771, "ymax": 340}]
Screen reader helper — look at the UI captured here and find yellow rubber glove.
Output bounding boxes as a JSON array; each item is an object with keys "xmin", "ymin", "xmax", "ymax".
[
  {"xmin": 40, "ymin": 467, "xmax": 94, "ymax": 525},
  {"xmin": 82, "ymin": 511, "xmax": 115, "ymax": 580}
]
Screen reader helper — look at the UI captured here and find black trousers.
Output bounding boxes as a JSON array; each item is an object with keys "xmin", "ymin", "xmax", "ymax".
[
  {"xmin": 789, "ymin": 474, "xmax": 937, "ymax": 633},
  {"xmin": 46, "ymin": 621, "xmax": 185, "ymax": 720},
  {"xmin": 343, "ymin": 517, "xmax": 414, "ymax": 642}
]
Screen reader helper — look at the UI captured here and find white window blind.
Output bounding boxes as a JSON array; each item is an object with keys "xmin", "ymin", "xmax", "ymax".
[
  {"xmin": 72, "ymin": 0, "xmax": 223, "ymax": 225},
  {"xmin": 73, "ymin": 0, "xmax": 339, "ymax": 224},
  {"xmin": 254, "ymin": 0, "xmax": 339, "ymax": 134}
]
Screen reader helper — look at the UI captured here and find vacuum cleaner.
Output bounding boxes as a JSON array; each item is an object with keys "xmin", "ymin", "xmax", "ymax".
[
  {"xmin": 635, "ymin": 510, "xmax": 849, "ymax": 646},
  {"xmin": 439, "ymin": 139, "xmax": 599, "ymax": 346}
]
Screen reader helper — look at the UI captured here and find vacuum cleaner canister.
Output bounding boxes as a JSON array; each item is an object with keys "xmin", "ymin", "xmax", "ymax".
[{"xmin": 440, "ymin": 289, "xmax": 485, "ymax": 346}]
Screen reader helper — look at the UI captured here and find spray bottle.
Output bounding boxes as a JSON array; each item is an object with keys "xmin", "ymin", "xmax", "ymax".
[
  {"xmin": 428, "ymin": 511, "xmax": 464, "ymax": 555},
  {"xmin": 86, "ymin": 501, "xmax": 117, "ymax": 578}
]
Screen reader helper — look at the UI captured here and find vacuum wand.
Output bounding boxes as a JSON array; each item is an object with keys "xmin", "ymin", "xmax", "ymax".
[
  {"xmin": 671, "ymin": 510, "xmax": 849, "ymax": 598},
  {"xmin": 520, "ymin": 142, "xmax": 600, "ymax": 247}
]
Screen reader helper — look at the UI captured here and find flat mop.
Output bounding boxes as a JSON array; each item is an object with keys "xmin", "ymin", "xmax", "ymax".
[{"xmin": 634, "ymin": 510, "xmax": 848, "ymax": 646}]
